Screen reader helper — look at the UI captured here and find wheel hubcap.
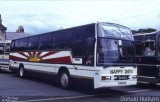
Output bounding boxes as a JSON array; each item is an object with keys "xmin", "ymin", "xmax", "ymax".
[
  {"xmin": 20, "ymin": 68, "xmax": 23, "ymax": 77},
  {"xmin": 61, "ymin": 73, "xmax": 69, "ymax": 87}
]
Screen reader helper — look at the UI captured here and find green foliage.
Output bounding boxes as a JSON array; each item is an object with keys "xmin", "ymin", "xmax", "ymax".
[{"xmin": 132, "ymin": 28, "xmax": 157, "ymax": 34}]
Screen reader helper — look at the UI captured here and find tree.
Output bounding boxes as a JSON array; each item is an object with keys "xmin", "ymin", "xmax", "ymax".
[
  {"xmin": 16, "ymin": 25, "xmax": 24, "ymax": 33},
  {"xmin": 132, "ymin": 28, "xmax": 157, "ymax": 34}
]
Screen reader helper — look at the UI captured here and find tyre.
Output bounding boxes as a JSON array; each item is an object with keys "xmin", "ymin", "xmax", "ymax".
[
  {"xmin": 58, "ymin": 71, "xmax": 71, "ymax": 89},
  {"xmin": 19, "ymin": 66, "xmax": 25, "ymax": 78}
]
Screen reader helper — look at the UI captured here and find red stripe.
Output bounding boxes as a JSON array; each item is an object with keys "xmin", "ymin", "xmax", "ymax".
[
  {"xmin": 42, "ymin": 56, "xmax": 72, "ymax": 64},
  {"xmin": 33, "ymin": 52, "xmax": 36, "ymax": 55},
  {"xmin": 10, "ymin": 56, "xmax": 27, "ymax": 61}
]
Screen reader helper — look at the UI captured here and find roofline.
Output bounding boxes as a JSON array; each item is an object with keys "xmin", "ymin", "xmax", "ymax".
[{"xmin": 12, "ymin": 22, "xmax": 131, "ymax": 41}]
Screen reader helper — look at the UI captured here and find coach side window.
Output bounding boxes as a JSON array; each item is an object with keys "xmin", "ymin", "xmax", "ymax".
[
  {"xmin": 72, "ymin": 25, "xmax": 95, "ymax": 65},
  {"xmin": 10, "ymin": 41, "xmax": 15, "ymax": 51},
  {"xmin": 52, "ymin": 30, "xmax": 72, "ymax": 49},
  {"xmin": 15, "ymin": 40, "xmax": 20, "ymax": 51},
  {"xmin": 135, "ymin": 41, "xmax": 144, "ymax": 56},
  {"xmin": 19, "ymin": 38, "xmax": 28, "ymax": 51},
  {"xmin": 28, "ymin": 36, "xmax": 39, "ymax": 50},
  {"xmin": 39, "ymin": 34, "xmax": 52, "ymax": 50}
]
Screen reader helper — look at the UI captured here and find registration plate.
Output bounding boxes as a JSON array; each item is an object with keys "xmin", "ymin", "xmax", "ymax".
[{"xmin": 118, "ymin": 82, "xmax": 126, "ymax": 85}]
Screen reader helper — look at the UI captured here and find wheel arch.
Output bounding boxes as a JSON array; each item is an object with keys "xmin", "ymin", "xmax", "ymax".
[
  {"xmin": 58, "ymin": 66, "xmax": 70, "ymax": 76},
  {"xmin": 19, "ymin": 63, "xmax": 24, "ymax": 69}
]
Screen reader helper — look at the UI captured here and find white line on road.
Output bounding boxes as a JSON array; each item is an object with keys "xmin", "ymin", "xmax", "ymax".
[
  {"xmin": 18, "ymin": 94, "xmax": 108, "ymax": 102},
  {"xmin": 18, "ymin": 89, "xmax": 151, "ymax": 102},
  {"xmin": 127, "ymin": 89, "xmax": 151, "ymax": 93}
]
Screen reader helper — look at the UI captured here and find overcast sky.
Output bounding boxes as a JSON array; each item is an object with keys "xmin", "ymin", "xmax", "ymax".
[{"xmin": 0, "ymin": 0, "xmax": 160, "ymax": 34}]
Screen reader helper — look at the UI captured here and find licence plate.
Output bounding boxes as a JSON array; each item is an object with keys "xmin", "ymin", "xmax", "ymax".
[{"xmin": 118, "ymin": 82, "xmax": 126, "ymax": 85}]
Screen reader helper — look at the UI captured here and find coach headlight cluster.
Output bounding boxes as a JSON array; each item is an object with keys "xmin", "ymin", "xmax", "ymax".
[{"xmin": 101, "ymin": 76, "xmax": 111, "ymax": 80}]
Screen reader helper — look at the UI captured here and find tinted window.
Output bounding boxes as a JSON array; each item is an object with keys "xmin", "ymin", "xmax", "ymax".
[
  {"xmin": 52, "ymin": 30, "xmax": 72, "ymax": 49},
  {"xmin": 71, "ymin": 25, "xmax": 95, "ymax": 65},
  {"xmin": 15, "ymin": 40, "xmax": 20, "ymax": 51},
  {"xmin": 19, "ymin": 38, "xmax": 28, "ymax": 51},
  {"xmin": 39, "ymin": 34, "xmax": 52, "ymax": 50},
  {"xmin": 135, "ymin": 41, "xmax": 144, "ymax": 56},
  {"xmin": 120, "ymin": 40, "xmax": 134, "ymax": 57},
  {"xmin": 72, "ymin": 25, "xmax": 95, "ymax": 57},
  {"xmin": 28, "ymin": 36, "xmax": 39, "ymax": 50},
  {"xmin": 10, "ymin": 41, "xmax": 15, "ymax": 51}
]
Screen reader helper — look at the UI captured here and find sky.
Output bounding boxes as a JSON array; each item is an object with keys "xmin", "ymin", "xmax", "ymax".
[{"xmin": 0, "ymin": 0, "xmax": 160, "ymax": 34}]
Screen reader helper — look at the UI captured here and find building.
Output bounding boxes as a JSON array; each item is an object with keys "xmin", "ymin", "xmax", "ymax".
[
  {"xmin": 0, "ymin": 14, "xmax": 31, "ymax": 71},
  {"xmin": 0, "ymin": 14, "xmax": 7, "ymax": 42},
  {"xmin": 0, "ymin": 14, "xmax": 31, "ymax": 43}
]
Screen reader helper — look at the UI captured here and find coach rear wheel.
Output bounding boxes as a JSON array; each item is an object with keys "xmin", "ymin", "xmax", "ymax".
[
  {"xmin": 59, "ymin": 71, "xmax": 71, "ymax": 89},
  {"xmin": 19, "ymin": 66, "xmax": 25, "ymax": 78}
]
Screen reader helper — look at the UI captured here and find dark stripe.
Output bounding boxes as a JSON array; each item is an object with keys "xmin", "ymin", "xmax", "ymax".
[
  {"xmin": 25, "ymin": 68, "xmax": 57, "ymax": 75},
  {"xmin": 0, "ymin": 63, "xmax": 9, "ymax": 66},
  {"xmin": 71, "ymin": 75, "xmax": 93, "ymax": 80},
  {"xmin": 0, "ymin": 59, "xmax": 9, "ymax": 62},
  {"xmin": 25, "ymin": 68, "xmax": 93, "ymax": 79},
  {"xmin": 75, "ymin": 68, "xmax": 98, "ymax": 71}
]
